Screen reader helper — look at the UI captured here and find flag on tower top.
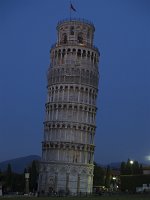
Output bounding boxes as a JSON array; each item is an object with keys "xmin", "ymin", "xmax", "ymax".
[{"xmin": 70, "ymin": 3, "xmax": 76, "ymax": 12}]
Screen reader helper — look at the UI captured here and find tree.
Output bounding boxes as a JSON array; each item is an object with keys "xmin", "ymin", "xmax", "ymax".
[
  {"xmin": 11, "ymin": 173, "xmax": 25, "ymax": 193},
  {"xmin": 120, "ymin": 162, "xmax": 126, "ymax": 175},
  {"xmin": 93, "ymin": 162, "xmax": 105, "ymax": 186},
  {"xmin": 120, "ymin": 159, "xmax": 143, "ymax": 175},
  {"xmin": 120, "ymin": 159, "xmax": 144, "ymax": 192},
  {"xmin": 105, "ymin": 165, "xmax": 111, "ymax": 188},
  {"xmin": 126, "ymin": 159, "xmax": 132, "ymax": 175},
  {"xmin": 28, "ymin": 160, "xmax": 39, "ymax": 192},
  {"xmin": 5, "ymin": 163, "xmax": 13, "ymax": 192},
  {"xmin": 139, "ymin": 164, "xmax": 143, "ymax": 174}
]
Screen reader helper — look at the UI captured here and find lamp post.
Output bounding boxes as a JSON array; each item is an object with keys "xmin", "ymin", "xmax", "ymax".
[
  {"xmin": 112, "ymin": 177, "xmax": 117, "ymax": 191},
  {"xmin": 130, "ymin": 160, "xmax": 134, "ymax": 174},
  {"xmin": 130, "ymin": 160, "xmax": 134, "ymax": 165},
  {"xmin": 25, "ymin": 173, "xmax": 30, "ymax": 195}
]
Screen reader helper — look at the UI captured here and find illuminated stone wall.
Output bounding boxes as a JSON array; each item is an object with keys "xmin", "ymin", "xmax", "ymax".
[{"xmin": 38, "ymin": 19, "xmax": 99, "ymax": 195}]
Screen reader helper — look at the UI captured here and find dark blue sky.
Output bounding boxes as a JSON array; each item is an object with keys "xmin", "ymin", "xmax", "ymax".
[{"xmin": 0, "ymin": 0, "xmax": 150, "ymax": 164}]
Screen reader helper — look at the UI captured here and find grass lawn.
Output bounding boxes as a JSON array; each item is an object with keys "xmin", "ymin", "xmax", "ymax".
[{"xmin": 0, "ymin": 194, "xmax": 150, "ymax": 200}]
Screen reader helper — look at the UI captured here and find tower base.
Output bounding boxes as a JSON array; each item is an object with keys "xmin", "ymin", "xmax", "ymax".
[{"xmin": 38, "ymin": 161, "xmax": 94, "ymax": 196}]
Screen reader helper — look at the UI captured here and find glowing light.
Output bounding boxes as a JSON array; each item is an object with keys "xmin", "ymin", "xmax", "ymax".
[
  {"xmin": 130, "ymin": 160, "xmax": 134, "ymax": 164},
  {"xmin": 145, "ymin": 155, "xmax": 150, "ymax": 161}
]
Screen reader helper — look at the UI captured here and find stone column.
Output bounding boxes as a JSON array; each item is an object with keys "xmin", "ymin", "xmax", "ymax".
[
  {"xmin": 91, "ymin": 175, "xmax": 94, "ymax": 193},
  {"xmin": 66, "ymin": 173, "xmax": 70, "ymax": 193},
  {"xmin": 55, "ymin": 172, "xmax": 58, "ymax": 192},
  {"xmin": 25, "ymin": 173, "xmax": 30, "ymax": 194},
  {"xmin": 77, "ymin": 174, "xmax": 80, "ymax": 194},
  {"xmin": 78, "ymin": 89, "xmax": 80, "ymax": 103},
  {"xmin": 56, "ymin": 107, "xmax": 58, "ymax": 120},
  {"xmin": 67, "ymin": 87, "xmax": 69, "ymax": 101}
]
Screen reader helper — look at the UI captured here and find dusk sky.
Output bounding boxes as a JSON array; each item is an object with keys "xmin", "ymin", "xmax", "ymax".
[{"xmin": 0, "ymin": 0, "xmax": 150, "ymax": 165}]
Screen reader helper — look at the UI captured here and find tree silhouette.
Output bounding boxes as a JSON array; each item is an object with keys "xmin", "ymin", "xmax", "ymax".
[
  {"xmin": 28, "ymin": 160, "xmax": 39, "ymax": 192},
  {"xmin": 93, "ymin": 162, "xmax": 105, "ymax": 186},
  {"xmin": 105, "ymin": 165, "xmax": 111, "ymax": 188},
  {"xmin": 5, "ymin": 163, "xmax": 13, "ymax": 192},
  {"xmin": 120, "ymin": 159, "xmax": 143, "ymax": 175}
]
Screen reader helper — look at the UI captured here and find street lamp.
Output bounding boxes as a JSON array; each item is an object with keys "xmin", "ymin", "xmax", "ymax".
[
  {"xmin": 112, "ymin": 177, "xmax": 117, "ymax": 191},
  {"xmin": 25, "ymin": 173, "xmax": 30, "ymax": 195},
  {"xmin": 130, "ymin": 160, "xmax": 134, "ymax": 165},
  {"xmin": 130, "ymin": 160, "xmax": 134, "ymax": 175}
]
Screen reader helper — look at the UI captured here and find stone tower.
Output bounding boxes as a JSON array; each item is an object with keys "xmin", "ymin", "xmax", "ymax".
[{"xmin": 38, "ymin": 18, "xmax": 99, "ymax": 195}]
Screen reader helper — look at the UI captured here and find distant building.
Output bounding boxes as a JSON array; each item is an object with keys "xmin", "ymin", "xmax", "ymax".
[
  {"xmin": 38, "ymin": 18, "xmax": 99, "ymax": 195},
  {"xmin": 143, "ymin": 166, "xmax": 150, "ymax": 175}
]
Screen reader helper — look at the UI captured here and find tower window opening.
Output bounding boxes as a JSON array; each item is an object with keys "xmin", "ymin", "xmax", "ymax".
[
  {"xmin": 73, "ymin": 48, "xmax": 76, "ymax": 55},
  {"xmin": 55, "ymin": 51, "xmax": 57, "ymax": 58},
  {"xmin": 70, "ymin": 26, "xmax": 74, "ymax": 35},
  {"xmin": 78, "ymin": 32, "xmax": 83, "ymax": 44},
  {"xmin": 62, "ymin": 49, "xmax": 66, "ymax": 57},
  {"xmin": 94, "ymin": 57, "xmax": 96, "ymax": 64},
  {"xmin": 87, "ymin": 29, "xmax": 90, "ymax": 39},
  {"xmin": 77, "ymin": 49, "xmax": 81, "ymax": 57},
  {"xmin": 63, "ymin": 33, "xmax": 67, "ymax": 44},
  {"xmin": 82, "ymin": 50, "xmax": 86, "ymax": 57},
  {"xmin": 87, "ymin": 51, "xmax": 90, "ymax": 58},
  {"xmin": 91, "ymin": 52, "xmax": 94, "ymax": 61},
  {"xmin": 67, "ymin": 48, "xmax": 71, "ymax": 54},
  {"xmin": 58, "ymin": 50, "xmax": 61, "ymax": 58}
]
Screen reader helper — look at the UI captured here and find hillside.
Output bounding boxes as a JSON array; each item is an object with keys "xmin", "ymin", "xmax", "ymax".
[{"xmin": 0, "ymin": 155, "xmax": 41, "ymax": 173}]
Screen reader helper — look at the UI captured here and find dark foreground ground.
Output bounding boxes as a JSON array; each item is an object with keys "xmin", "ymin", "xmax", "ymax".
[{"xmin": 0, "ymin": 194, "xmax": 150, "ymax": 200}]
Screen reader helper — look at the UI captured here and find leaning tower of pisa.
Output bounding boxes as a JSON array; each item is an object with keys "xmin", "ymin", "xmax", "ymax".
[{"xmin": 38, "ymin": 18, "xmax": 99, "ymax": 195}]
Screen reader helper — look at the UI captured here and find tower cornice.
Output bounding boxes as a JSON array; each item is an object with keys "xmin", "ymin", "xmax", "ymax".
[{"xmin": 57, "ymin": 18, "xmax": 95, "ymax": 31}]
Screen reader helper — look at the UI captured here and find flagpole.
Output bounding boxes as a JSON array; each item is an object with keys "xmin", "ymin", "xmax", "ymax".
[
  {"xmin": 70, "ymin": 0, "xmax": 71, "ymax": 20},
  {"xmin": 70, "ymin": 1, "xmax": 76, "ymax": 20}
]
